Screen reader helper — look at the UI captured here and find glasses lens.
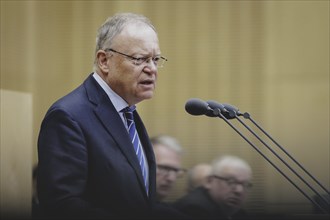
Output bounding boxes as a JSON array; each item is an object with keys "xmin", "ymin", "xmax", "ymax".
[
  {"xmin": 157, "ymin": 165, "xmax": 185, "ymax": 177},
  {"xmin": 176, "ymin": 170, "xmax": 185, "ymax": 178},
  {"xmin": 145, "ymin": 57, "xmax": 166, "ymax": 68},
  {"xmin": 227, "ymin": 179, "xmax": 252, "ymax": 190},
  {"xmin": 157, "ymin": 57, "xmax": 167, "ymax": 68},
  {"xmin": 133, "ymin": 57, "xmax": 146, "ymax": 66}
]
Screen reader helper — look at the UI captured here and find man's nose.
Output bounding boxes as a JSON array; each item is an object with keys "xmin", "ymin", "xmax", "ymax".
[
  {"xmin": 143, "ymin": 58, "xmax": 158, "ymax": 72},
  {"xmin": 166, "ymin": 170, "xmax": 178, "ymax": 182},
  {"xmin": 233, "ymin": 183, "xmax": 245, "ymax": 193}
]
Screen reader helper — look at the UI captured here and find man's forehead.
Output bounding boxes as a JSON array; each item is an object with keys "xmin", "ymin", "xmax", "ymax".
[
  {"xmin": 120, "ymin": 22, "xmax": 156, "ymax": 36},
  {"xmin": 112, "ymin": 24, "xmax": 159, "ymax": 50},
  {"xmin": 218, "ymin": 165, "xmax": 251, "ymax": 178}
]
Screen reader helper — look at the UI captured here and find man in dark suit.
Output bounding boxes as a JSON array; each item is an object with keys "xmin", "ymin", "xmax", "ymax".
[{"xmin": 37, "ymin": 12, "xmax": 170, "ymax": 219}]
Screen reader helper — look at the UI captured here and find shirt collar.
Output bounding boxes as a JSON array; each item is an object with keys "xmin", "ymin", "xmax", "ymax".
[{"xmin": 92, "ymin": 72, "xmax": 129, "ymax": 112}]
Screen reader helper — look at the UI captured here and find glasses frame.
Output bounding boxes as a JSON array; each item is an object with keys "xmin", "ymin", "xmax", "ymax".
[
  {"xmin": 211, "ymin": 175, "xmax": 253, "ymax": 190},
  {"xmin": 104, "ymin": 48, "xmax": 168, "ymax": 68},
  {"xmin": 157, "ymin": 164, "xmax": 187, "ymax": 178}
]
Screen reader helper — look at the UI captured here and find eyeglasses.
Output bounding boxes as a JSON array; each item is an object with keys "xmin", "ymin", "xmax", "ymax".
[
  {"xmin": 157, "ymin": 164, "xmax": 187, "ymax": 178},
  {"xmin": 105, "ymin": 48, "xmax": 168, "ymax": 68},
  {"xmin": 211, "ymin": 175, "xmax": 253, "ymax": 190}
]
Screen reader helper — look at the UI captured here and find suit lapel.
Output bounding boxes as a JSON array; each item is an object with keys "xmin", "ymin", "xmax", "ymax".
[
  {"xmin": 83, "ymin": 74, "xmax": 148, "ymax": 195},
  {"xmin": 134, "ymin": 111, "xmax": 156, "ymax": 196}
]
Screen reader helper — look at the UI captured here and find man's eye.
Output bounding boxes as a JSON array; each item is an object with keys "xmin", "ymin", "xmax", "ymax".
[
  {"xmin": 135, "ymin": 57, "xmax": 147, "ymax": 62},
  {"xmin": 153, "ymin": 57, "xmax": 161, "ymax": 63}
]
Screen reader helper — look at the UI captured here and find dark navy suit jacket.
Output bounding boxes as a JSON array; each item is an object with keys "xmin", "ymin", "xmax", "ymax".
[{"xmin": 37, "ymin": 73, "xmax": 157, "ymax": 219}]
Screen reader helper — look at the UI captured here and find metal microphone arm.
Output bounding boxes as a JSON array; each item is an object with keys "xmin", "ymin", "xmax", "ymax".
[
  {"xmin": 213, "ymin": 108, "xmax": 329, "ymax": 214},
  {"xmin": 243, "ymin": 112, "xmax": 330, "ymax": 196},
  {"xmin": 233, "ymin": 111, "xmax": 330, "ymax": 208}
]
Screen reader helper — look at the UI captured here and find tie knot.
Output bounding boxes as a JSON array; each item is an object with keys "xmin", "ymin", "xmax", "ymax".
[
  {"xmin": 121, "ymin": 105, "xmax": 136, "ymax": 113},
  {"xmin": 122, "ymin": 106, "xmax": 136, "ymax": 121}
]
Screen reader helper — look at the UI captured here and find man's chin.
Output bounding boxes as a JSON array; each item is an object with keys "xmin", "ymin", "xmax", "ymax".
[
  {"xmin": 159, "ymin": 186, "xmax": 172, "ymax": 194},
  {"xmin": 133, "ymin": 94, "xmax": 153, "ymax": 104},
  {"xmin": 226, "ymin": 199, "xmax": 242, "ymax": 209},
  {"xmin": 158, "ymin": 191, "xmax": 169, "ymax": 200}
]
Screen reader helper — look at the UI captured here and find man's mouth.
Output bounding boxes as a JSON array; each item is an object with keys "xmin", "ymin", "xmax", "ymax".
[
  {"xmin": 140, "ymin": 79, "xmax": 154, "ymax": 85},
  {"xmin": 227, "ymin": 197, "xmax": 241, "ymax": 206}
]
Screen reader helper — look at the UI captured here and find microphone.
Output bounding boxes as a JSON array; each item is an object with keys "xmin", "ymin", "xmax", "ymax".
[
  {"xmin": 206, "ymin": 100, "xmax": 238, "ymax": 119},
  {"xmin": 185, "ymin": 98, "xmax": 210, "ymax": 116},
  {"xmin": 185, "ymin": 98, "xmax": 330, "ymax": 213},
  {"xmin": 222, "ymin": 103, "xmax": 244, "ymax": 117},
  {"xmin": 204, "ymin": 100, "xmax": 224, "ymax": 117}
]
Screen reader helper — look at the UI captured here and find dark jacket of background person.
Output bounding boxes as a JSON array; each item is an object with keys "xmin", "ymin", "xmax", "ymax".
[{"xmin": 173, "ymin": 187, "xmax": 247, "ymax": 220}]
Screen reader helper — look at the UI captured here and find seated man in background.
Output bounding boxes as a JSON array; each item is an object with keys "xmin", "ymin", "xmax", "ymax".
[
  {"xmin": 151, "ymin": 135, "xmax": 186, "ymax": 202},
  {"xmin": 186, "ymin": 163, "xmax": 212, "ymax": 193},
  {"xmin": 174, "ymin": 155, "xmax": 253, "ymax": 220}
]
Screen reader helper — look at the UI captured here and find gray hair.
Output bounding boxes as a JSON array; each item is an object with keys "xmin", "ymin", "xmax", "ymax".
[
  {"xmin": 150, "ymin": 135, "xmax": 183, "ymax": 155},
  {"xmin": 93, "ymin": 12, "xmax": 156, "ymax": 70},
  {"xmin": 211, "ymin": 155, "xmax": 252, "ymax": 176}
]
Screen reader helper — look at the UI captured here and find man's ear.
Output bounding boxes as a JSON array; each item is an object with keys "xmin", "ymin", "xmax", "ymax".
[{"xmin": 96, "ymin": 50, "xmax": 110, "ymax": 73}]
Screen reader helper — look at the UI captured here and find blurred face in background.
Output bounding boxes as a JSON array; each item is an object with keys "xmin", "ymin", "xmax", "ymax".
[
  {"xmin": 205, "ymin": 164, "xmax": 252, "ymax": 215},
  {"xmin": 154, "ymin": 144, "xmax": 184, "ymax": 201}
]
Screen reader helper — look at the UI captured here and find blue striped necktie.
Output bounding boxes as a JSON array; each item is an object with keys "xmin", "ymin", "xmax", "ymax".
[{"xmin": 122, "ymin": 106, "xmax": 149, "ymax": 194}]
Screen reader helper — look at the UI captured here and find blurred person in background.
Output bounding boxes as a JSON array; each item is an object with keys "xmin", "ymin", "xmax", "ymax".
[
  {"xmin": 151, "ymin": 135, "xmax": 186, "ymax": 202},
  {"xmin": 174, "ymin": 155, "xmax": 253, "ymax": 220},
  {"xmin": 186, "ymin": 163, "xmax": 212, "ymax": 193}
]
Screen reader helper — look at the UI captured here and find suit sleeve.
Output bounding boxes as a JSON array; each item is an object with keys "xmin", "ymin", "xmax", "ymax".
[{"xmin": 37, "ymin": 108, "xmax": 111, "ymax": 219}]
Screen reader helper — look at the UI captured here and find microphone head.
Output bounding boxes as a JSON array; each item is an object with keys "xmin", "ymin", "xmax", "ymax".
[
  {"xmin": 185, "ymin": 98, "xmax": 209, "ymax": 116},
  {"xmin": 206, "ymin": 100, "xmax": 237, "ymax": 119},
  {"xmin": 222, "ymin": 103, "xmax": 238, "ymax": 111},
  {"xmin": 222, "ymin": 103, "xmax": 242, "ymax": 118},
  {"xmin": 205, "ymin": 100, "xmax": 224, "ymax": 117},
  {"xmin": 223, "ymin": 103, "xmax": 242, "ymax": 114}
]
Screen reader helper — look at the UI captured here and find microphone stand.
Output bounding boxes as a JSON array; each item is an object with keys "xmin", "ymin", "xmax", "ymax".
[
  {"xmin": 244, "ymin": 112, "xmax": 330, "ymax": 196},
  {"xmin": 213, "ymin": 108, "xmax": 329, "ymax": 214},
  {"xmin": 235, "ymin": 112, "xmax": 329, "ymax": 205}
]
